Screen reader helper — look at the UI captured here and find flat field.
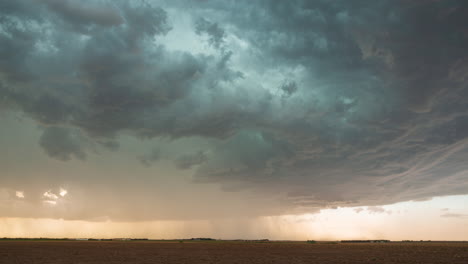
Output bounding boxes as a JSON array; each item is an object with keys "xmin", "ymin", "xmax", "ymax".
[{"xmin": 1, "ymin": 241, "xmax": 467, "ymax": 264}]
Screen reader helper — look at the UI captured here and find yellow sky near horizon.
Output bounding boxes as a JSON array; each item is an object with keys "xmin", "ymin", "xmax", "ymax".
[{"xmin": 1, "ymin": 195, "xmax": 467, "ymax": 241}]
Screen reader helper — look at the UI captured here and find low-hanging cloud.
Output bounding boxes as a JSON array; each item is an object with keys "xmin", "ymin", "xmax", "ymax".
[
  {"xmin": 1, "ymin": 0, "xmax": 468, "ymax": 221},
  {"xmin": 174, "ymin": 151, "xmax": 208, "ymax": 170},
  {"xmin": 39, "ymin": 127, "xmax": 86, "ymax": 161}
]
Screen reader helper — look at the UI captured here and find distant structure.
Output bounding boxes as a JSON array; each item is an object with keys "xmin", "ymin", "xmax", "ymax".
[{"xmin": 341, "ymin": 240, "xmax": 390, "ymax": 243}]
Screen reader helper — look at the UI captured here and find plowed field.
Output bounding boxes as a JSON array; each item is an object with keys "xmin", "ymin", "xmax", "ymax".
[{"xmin": 1, "ymin": 241, "xmax": 467, "ymax": 264}]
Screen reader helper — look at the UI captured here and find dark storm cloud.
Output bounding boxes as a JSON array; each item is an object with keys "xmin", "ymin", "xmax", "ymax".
[
  {"xmin": 194, "ymin": 17, "xmax": 225, "ymax": 49},
  {"xmin": 1, "ymin": 0, "xmax": 468, "ymax": 219},
  {"xmin": 174, "ymin": 151, "xmax": 207, "ymax": 170},
  {"xmin": 176, "ymin": 0, "xmax": 468, "ymax": 208},
  {"xmin": 137, "ymin": 148, "xmax": 161, "ymax": 167},
  {"xmin": 41, "ymin": 0, "xmax": 123, "ymax": 27},
  {"xmin": 0, "ymin": 0, "xmax": 225, "ymax": 138},
  {"xmin": 39, "ymin": 127, "xmax": 86, "ymax": 161},
  {"xmin": 279, "ymin": 80, "xmax": 298, "ymax": 97}
]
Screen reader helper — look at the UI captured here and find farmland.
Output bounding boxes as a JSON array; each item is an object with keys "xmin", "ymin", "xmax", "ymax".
[{"xmin": 1, "ymin": 241, "xmax": 467, "ymax": 264}]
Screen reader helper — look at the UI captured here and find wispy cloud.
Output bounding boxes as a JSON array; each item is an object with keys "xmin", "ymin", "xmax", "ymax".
[{"xmin": 441, "ymin": 213, "xmax": 468, "ymax": 219}]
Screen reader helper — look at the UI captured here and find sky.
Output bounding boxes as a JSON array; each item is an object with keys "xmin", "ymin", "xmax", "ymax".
[{"xmin": 0, "ymin": 0, "xmax": 467, "ymax": 240}]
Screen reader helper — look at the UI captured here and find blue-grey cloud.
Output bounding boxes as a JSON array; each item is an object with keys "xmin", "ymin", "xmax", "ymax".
[
  {"xmin": 174, "ymin": 151, "xmax": 207, "ymax": 170},
  {"xmin": 137, "ymin": 148, "xmax": 161, "ymax": 167},
  {"xmin": 41, "ymin": 0, "xmax": 124, "ymax": 28},
  {"xmin": 194, "ymin": 17, "xmax": 225, "ymax": 49},
  {"xmin": 1, "ymin": 0, "xmax": 468, "ymax": 220},
  {"xmin": 39, "ymin": 127, "xmax": 86, "ymax": 161}
]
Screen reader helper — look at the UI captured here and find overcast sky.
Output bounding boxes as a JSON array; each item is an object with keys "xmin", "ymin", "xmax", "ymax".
[{"xmin": 1, "ymin": 0, "xmax": 468, "ymax": 239}]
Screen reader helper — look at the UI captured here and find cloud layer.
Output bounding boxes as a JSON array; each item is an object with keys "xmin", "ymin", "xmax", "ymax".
[{"xmin": 1, "ymin": 0, "xmax": 468, "ymax": 220}]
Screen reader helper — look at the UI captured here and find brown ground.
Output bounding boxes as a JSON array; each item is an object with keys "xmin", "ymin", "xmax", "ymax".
[{"xmin": 1, "ymin": 241, "xmax": 467, "ymax": 264}]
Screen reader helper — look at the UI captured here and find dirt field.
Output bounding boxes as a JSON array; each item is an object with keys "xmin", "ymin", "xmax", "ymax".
[{"xmin": 1, "ymin": 241, "xmax": 467, "ymax": 264}]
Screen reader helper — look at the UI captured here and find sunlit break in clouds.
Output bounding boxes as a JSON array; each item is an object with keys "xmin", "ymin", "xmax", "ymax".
[
  {"xmin": 1, "ymin": 0, "xmax": 468, "ymax": 240},
  {"xmin": 59, "ymin": 188, "xmax": 68, "ymax": 197},
  {"xmin": 15, "ymin": 191, "xmax": 24, "ymax": 199}
]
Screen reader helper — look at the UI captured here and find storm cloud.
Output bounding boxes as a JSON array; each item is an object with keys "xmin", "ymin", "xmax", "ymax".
[{"xmin": 1, "ymin": 0, "xmax": 468, "ymax": 221}]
